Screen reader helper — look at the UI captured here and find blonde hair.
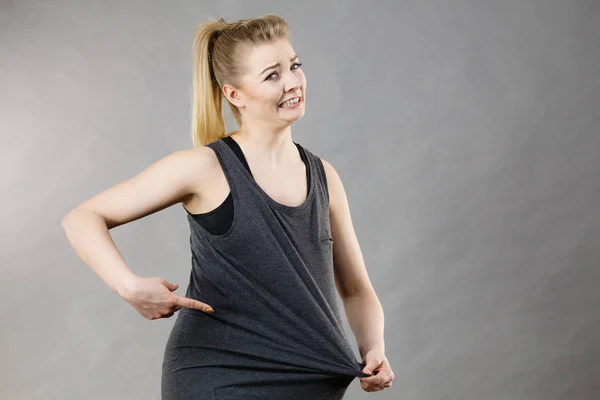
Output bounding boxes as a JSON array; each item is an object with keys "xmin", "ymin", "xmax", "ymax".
[{"xmin": 191, "ymin": 14, "xmax": 290, "ymax": 147}]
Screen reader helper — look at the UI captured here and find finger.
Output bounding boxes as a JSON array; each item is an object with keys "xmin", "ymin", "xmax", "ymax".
[
  {"xmin": 359, "ymin": 371, "xmax": 390, "ymax": 385},
  {"xmin": 359, "ymin": 375, "xmax": 382, "ymax": 385},
  {"xmin": 173, "ymin": 295, "xmax": 214, "ymax": 312},
  {"xmin": 362, "ymin": 361, "xmax": 381, "ymax": 376},
  {"xmin": 360, "ymin": 373, "xmax": 393, "ymax": 389},
  {"xmin": 163, "ymin": 280, "xmax": 179, "ymax": 291},
  {"xmin": 375, "ymin": 375, "xmax": 393, "ymax": 386},
  {"xmin": 360, "ymin": 379, "xmax": 389, "ymax": 393}
]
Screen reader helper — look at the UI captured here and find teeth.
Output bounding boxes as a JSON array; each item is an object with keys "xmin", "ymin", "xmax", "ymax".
[{"xmin": 280, "ymin": 97, "xmax": 300, "ymax": 107}]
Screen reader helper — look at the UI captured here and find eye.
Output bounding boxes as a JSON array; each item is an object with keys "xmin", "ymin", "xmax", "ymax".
[{"xmin": 266, "ymin": 62, "xmax": 303, "ymax": 81}]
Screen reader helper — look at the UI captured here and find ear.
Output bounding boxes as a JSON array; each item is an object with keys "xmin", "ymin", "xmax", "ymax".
[{"xmin": 223, "ymin": 83, "xmax": 244, "ymax": 108}]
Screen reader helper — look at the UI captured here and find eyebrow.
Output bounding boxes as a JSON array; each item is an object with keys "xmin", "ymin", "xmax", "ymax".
[{"xmin": 258, "ymin": 54, "xmax": 299, "ymax": 76}]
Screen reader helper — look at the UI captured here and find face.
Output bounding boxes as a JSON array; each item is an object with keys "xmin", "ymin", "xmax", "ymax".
[{"xmin": 223, "ymin": 38, "xmax": 306, "ymax": 127}]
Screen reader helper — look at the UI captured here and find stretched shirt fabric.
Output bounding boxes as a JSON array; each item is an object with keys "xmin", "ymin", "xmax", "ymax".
[{"xmin": 161, "ymin": 138, "xmax": 371, "ymax": 399}]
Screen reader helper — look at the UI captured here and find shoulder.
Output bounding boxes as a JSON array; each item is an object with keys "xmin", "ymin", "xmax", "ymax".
[
  {"xmin": 169, "ymin": 145, "xmax": 220, "ymax": 174},
  {"xmin": 311, "ymin": 154, "xmax": 345, "ymax": 209},
  {"xmin": 297, "ymin": 145, "xmax": 337, "ymax": 179},
  {"xmin": 298, "ymin": 144, "xmax": 343, "ymax": 190},
  {"xmin": 166, "ymin": 144, "xmax": 224, "ymax": 192},
  {"xmin": 319, "ymin": 157, "xmax": 343, "ymax": 191}
]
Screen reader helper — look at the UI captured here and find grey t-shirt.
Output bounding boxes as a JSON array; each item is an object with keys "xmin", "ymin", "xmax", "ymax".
[{"xmin": 162, "ymin": 138, "xmax": 371, "ymax": 399}]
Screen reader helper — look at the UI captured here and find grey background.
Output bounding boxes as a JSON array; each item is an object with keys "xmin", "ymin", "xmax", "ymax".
[{"xmin": 1, "ymin": 1, "xmax": 599, "ymax": 399}]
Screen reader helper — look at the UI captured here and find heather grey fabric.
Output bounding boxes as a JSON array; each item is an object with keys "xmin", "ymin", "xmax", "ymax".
[{"xmin": 161, "ymin": 138, "xmax": 371, "ymax": 399}]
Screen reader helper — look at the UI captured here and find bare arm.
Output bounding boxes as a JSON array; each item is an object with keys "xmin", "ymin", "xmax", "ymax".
[
  {"xmin": 321, "ymin": 158, "xmax": 385, "ymax": 356},
  {"xmin": 61, "ymin": 146, "xmax": 216, "ymax": 318},
  {"xmin": 321, "ymin": 158, "xmax": 394, "ymax": 392}
]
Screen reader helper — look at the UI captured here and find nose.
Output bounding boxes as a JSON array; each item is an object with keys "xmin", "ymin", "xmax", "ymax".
[{"xmin": 284, "ymin": 71, "xmax": 302, "ymax": 93}]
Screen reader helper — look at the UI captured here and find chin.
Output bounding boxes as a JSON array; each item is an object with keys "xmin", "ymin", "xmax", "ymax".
[{"xmin": 285, "ymin": 111, "xmax": 305, "ymax": 122}]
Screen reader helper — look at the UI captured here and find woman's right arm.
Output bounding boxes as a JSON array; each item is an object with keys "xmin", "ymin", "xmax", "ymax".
[{"xmin": 61, "ymin": 146, "xmax": 216, "ymax": 318}]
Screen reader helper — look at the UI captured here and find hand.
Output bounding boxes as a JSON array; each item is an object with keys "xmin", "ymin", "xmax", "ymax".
[
  {"xmin": 120, "ymin": 276, "xmax": 214, "ymax": 320},
  {"xmin": 358, "ymin": 348, "xmax": 395, "ymax": 392}
]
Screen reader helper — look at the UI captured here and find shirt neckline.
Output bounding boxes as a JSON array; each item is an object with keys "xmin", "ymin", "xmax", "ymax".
[{"xmin": 219, "ymin": 137, "xmax": 315, "ymax": 213}]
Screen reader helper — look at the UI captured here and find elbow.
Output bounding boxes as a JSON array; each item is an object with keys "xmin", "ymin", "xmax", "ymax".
[
  {"xmin": 62, "ymin": 207, "xmax": 112, "ymax": 230},
  {"xmin": 61, "ymin": 209, "xmax": 77, "ymax": 229},
  {"xmin": 345, "ymin": 283, "xmax": 377, "ymax": 300},
  {"xmin": 61, "ymin": 207, "xmax": 85, "ymax": 229}
]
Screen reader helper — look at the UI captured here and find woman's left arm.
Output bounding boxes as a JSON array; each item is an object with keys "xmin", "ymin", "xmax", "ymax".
[{"xmin": 321, "ymin": 158, "xmax": 395, "ymax": 392}]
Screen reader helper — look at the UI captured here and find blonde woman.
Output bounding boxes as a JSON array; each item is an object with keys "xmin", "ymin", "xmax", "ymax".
[{"xmin": 62, "ymin": 14, "xmax": 394, "ymax": 399}]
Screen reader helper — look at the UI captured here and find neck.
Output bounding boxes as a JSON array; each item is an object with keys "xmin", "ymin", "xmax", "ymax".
[{"xmin": 230, "ymin": 125, "xmax": 297, "ymax": 164}]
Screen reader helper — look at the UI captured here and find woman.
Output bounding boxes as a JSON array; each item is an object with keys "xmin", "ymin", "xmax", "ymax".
[{"xmin": 62, "ymin": 14, "xmax": 394, "ymax": 399}]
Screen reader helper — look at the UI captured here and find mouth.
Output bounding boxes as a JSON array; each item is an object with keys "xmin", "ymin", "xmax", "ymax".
[{"xmin": 279, "ymin": 96, "xmax": 302, "ymax": 108}]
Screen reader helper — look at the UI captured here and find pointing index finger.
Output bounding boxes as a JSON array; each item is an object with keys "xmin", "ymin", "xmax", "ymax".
[{"xmin": 173, "ymin": 294, "xmax": 214, "ymax": 312}]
